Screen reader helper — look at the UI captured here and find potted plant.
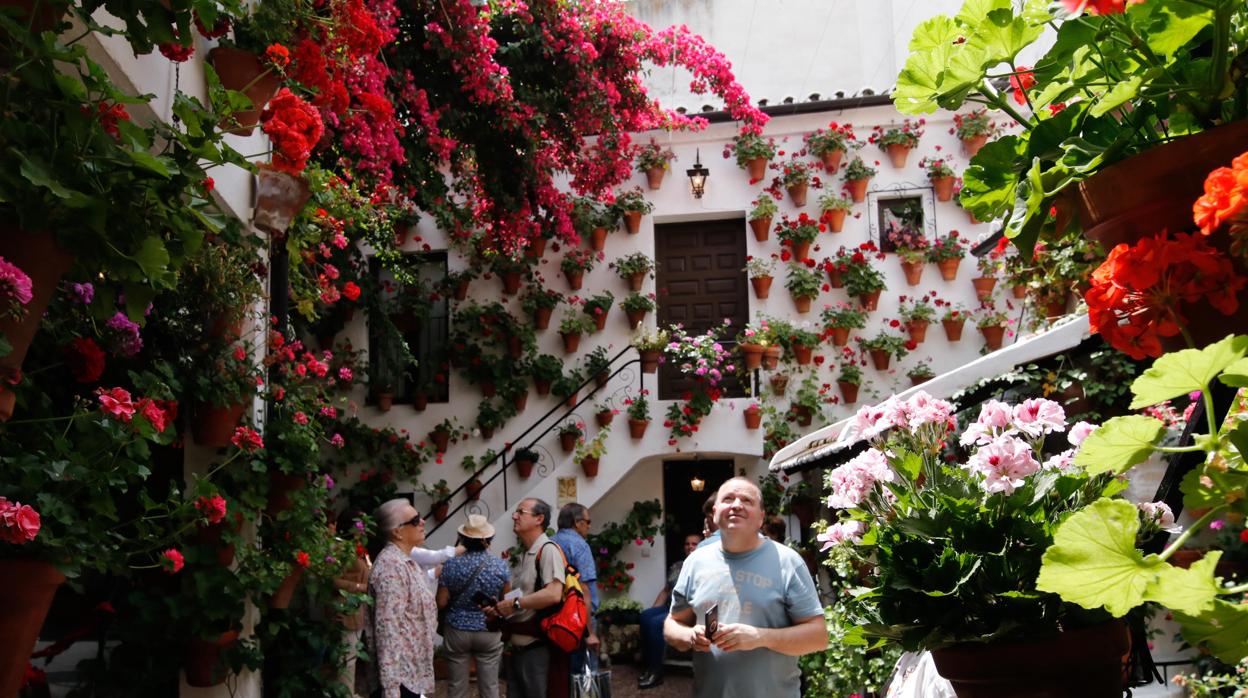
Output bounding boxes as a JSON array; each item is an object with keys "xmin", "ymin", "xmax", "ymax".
[
  {"xmin": 859, "ymin": 331, "xmax": 911, "ymax": 371},
  {"xmin": 906, "ymin": 359, "xmax": 935, "ymax": 386},
  {"xmin": 744, "ymin": 255, "xmax": 777, "ymax": 299},
  {"xmin": 817, "ymin": 193, "xmax": 853, "ymax": 233},
  {"xmin": 620, "ymin": 292, "xmax": 655, "ymax": 329},
  {"xmin": 843, "ymin": 244, "xmax": 887, "ymax": 311},
  {"xmin": 631, "ymin": 327, "xmax": 669, "ymax": 374},
  {"xmin": 928, "ymin": 231, "xmax": 967, "ymax": 281},
  {"xmin": 919, "ymin": 156, "xmax": 957, "ymax": 202},
  {"xmin": 586, "ymin": 346, "xmax": 612, "ymax": 388},
  {"xmin": 776, "ymin": 213, "xmax": 820, "ymax": 261},
  {"xmin": 635, "ymin": 140, "xmax": 676, "ymax": 189},
  {"xmin": 610, "ymin": 252, "xmax": 655, "ymax": 292},
  {"xmin": 780, "ymin": 160, "xmax": 813, "ymax": 207},
  {"xmin": 743, "ymin": 401, "xmax": 763, "ymax": 429},
  {"xmin": 428, "ymin": 418, "xmax": 460, "ymax": 453},
  {"xmin": 887, "ymin": 222, "xmax": 931, "ymax": 286},
  {"xmin": 805, "ymin": 121, "xmax": 860, "ymax": 173},
  {"xmin": 976, "ymin": 306, "xmax": 1009, "ymax": 350},
  {"xmin": 783, "ymin": 326, "xmax": 822, "ymax": 366},
  {"xmin": 624, "ymin": 390, "xmax": 651, "ymax": 438},
  {"xmin": 871, "ymin": 120, "xmax": 924, "ymax": 168},
  {"xmin": 520, "ymin": 286, "xmax": 562, "ymax": 330},
  {"xmin": 499, "ymin": 372, "xmax": 530, "ymax": 413},
  {"xmin": 770, "ymin": 371, "xmax": 790, "ymax": 396},
  {"xmin": 513, "ymin": 446, "xmax": 539, "ymax": 478},
  {"xmin": 593, "ymin": 400, "xmax": 617, "ymax": 428},
  {"xmin": 492, "ymin": 255, "xmax": 530, "ymax": 295},
  {"xmin": 558, "ymin": 312, "xmax": 595, "ymax": 353},
  {"xmin": 897, "ymin": 294, "xmax": 937, "ymax": 345},
  {"xmin": 190, "ymin": 340, "xmax": 263, "ymax": 445},
  {"xmin": 553, "ymin": 367, "xmax": 585, "ymax": 409},
  {"xmin": 614, "ymin": 187, "xmax": 653, "ymax": 235},
  {"xmin": 476, "ymin": 402, "xmax": 506, "ymax": 439},
  {"xmin": 763, "ymin": 405, "xmax": 797, "ymax": 459},
  {"xmin": 572, "ymin": 196, "xmax": 614, "ymax": 251},
  {"xmin": 822, "ymin": 247, "xmax": 852, "ymax": 289},
  {"xmin": 749, "ymin": 194, "xmax": 779, "ymax": 241},
  {"xmin": 785, "ymin": 262, "xmax": 823, "ymax": 314},
  {"xmin": 575, "ymin": 425, "xmax": 610, "ymax": 477},
  {"xmin": 530, "ymin": 354, "xmax": 563, "ymax": 395},
  {"xmin": 953, "ymin": 109, "xmax": 996, "ymax": 157},
  {"xmin": 557, "ymin": 421, "xmax": 584, "ymax": 453},
  {"xmin": 736, "ymin": 317, "xmax": 774, "ymax": 370},
  {"xmin": 939, "ymin": 301, "xmax": 969, "ymax": 342},
  {"xmin": 442, "ymin": 268, "xmax": 478, "ymax": 301},
  {"xmin": 973, "ymin": 252, "xmax": 1003, "ymax": 301},
  {"xmin": 729, "ymin": 132, "xmax": 777, "ymax": 182},
  {"xmin": 843, "ymin": 157, "xmax": 877, "ymax": 203},
  {"xmin": 461, "ymin": 454, "xmax": 487, "ymax": 500},
  {"xmin": 561, "ymin": 248, "xmax": 599, "ymax": 290},
  {"xmin": 837, "ymin": 361, "xmax": 862, "ymax": 404},
  {"xmin": 790, "ymin": 373, "xmax": 823, "ymax": 427},
  {"xmin": 582, "ymin": 291, "xmax": 615, "ymax": 331},
  {"xmin": 426, "ymin": 480, "xmax": 452, "ymax": 523},
  {"xmin": 821, "ymin": 302, "xmax": 867, "ymax": 347}
]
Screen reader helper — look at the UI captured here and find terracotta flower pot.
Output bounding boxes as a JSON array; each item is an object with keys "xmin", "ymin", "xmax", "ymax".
[
  {"xmin": 627, "ymin": 271, "xmax": 647, "ymax": 292},
  {"xmin": 561, "ymin": 331, "xmax": 581, "ymax": 353},
  {"xmin": 749, "ymin": 217, "xmax": 772, "ymax": 242},
  {"xmin": 859, "ymin": 290, "xmax": 881, "ymax": 311},
  {"xmin": 594, "ymin": 370, "xmax": 610, "ymax": 389},
  {"xmin": 790, "ymin": 240, "xmax": 812, "ymax": 262},
  {"xmin": 937, "ymin": 257, "xmax": 961, "ymax": 281},
  {"xmin": 565, "ymin": 270, "xmax": 584, "ymax": 290},
  {"xmin": 501, "ymin": 271, "xmax": 522, "ymax": 295},
  {"xmin": 516, "ymin": 458, "xmax": 536, "ymax": 478},
  {"xmin": 825, "ymin": 209, "xmax": 847, "ymax": 233},
  {"xmin": 901, "ymin": 260, "xmax": 925, "ymax": 286},
  {"xmin": 254, "ymin": 165, "xmax": 312, "ymax": 234},
  {"xmin": 430, "ymin": 429, "xmax": 450, "ymax": 453},
  {"xmin": 1044, "ymin": 294, "xmax": 1069, "ymax": 319},
  {"xmin": 527, "ymin": 236, "xmax": 547, "ymax": 259},
  {"xmin": 563, "ymin": 391, "xmax": 579, "ymax": 409},
  {"xmin": 961, "ymin": 134, "xmax": 989, "ymax": 158},
  {"xmin": 821, "ymin": 148, "xmax": 845, "ymax": 173},
  {"xmin": 746, "ymin": 157, "xmax": 768, "ymax": 181},
  {"xmin": 434, "ymin": 502, "xmax": 450, "ymax": 523},
  {"xmin": 413, "ymin": 392, "xmax": 429, "ymax": 411},
  {"xmin": 645, "ymin": 166, "xmax": 666, "ymax": 190},
  {"xmin": 980, "ymin": 324, "xmax": 1005, "ymax": 350},
  {"xmin": 507, "ymin": 336, "xmax": 524, "ymax": 359},
  {"xmin": 589, "ymin": 227, "xmax": 608, "ymax": 251},
  {"xmin": 593, "ymin": 309, "xmax": 609, "ymax": 331},
  {"xmin": 869, "ymin": 349, "xmax": 891, "ymax": 371},
  {"xmin": 910, "ymin": 374, "xmax": 932, "ymax": 387},
  {"xmin": 580, "ymin": 456, "xmax": 600, "ymax": 477},
  {"xmin": 0, "ymin": 560, "xmax": 65, "ymax": 696},
  {"xmin": 479, "ymin": 424, "xmax": 495, "ymax": 439},
  {"xmin": 791, "ymin": 293, "xmax": 813, "ymax": 314},
  {"xmin": 512, "ymin": 390, "xmax": 529, "ymax": 412},
  {"xmin": 966, "ymin": 208, "xmax": 981, "ymax": 225},
  {"xmin": 942, "ymin": 318, "xmax": 965, "ymax": 342},
  {"xmin": 269, "ymin": 567, "xmax": 305, "ymax": 609},
  {"xmin": 185, "ymin": 629, "xmax": 241, "ymax": 688},
  {"xmin": 1012, "ymin": 284, "xmax": 1028, "ymax": 299},
  {"xmin": 932, "ymin": 175, "xmax": 956, "ymax": 202},
  {"xmin": 534, "ymin": 378, "xmax": 552, "ymax": 396},
  {"xmin": 750, "ymin": 275, "xmax": 773, "ymax": 299},
  {"xmin": 885, "ymin": 143, "xmax": 911, "ymax": 169},
  {"xmin": 623, "ymin": 210, "xmax": 642, "ymax": 235},
  {"xmin": 628, "ymin": 419, "xmax": 649, "ymax": 439},
  {"xmin": 209, "ymin": 47, "xmax": 281, "ymax": 135},
  {"xmin": 191, "ymin": 401, "xmax": 249, "ymax": 448},
  {"xmin": 762, "ymin": 345, "xmax": 783, "ymax": 370},
  {"xmin": 595, "ymin": 410, "xmax": 614, "ymax": 428},
  {"xmin": 906, "ymin": 319, "xmax": 929, "ymax": 344},
  {"xmin": 846, "ymin": 178, "xmax": 869, "ymax": 203},
  {"xmin": 770, "ymin": 373, "xmax": 789, "ymax": 395},
  {"xmin": 792, "ymin": 345, "xmax": 813, "ymax": 365},
  {"xmin": 744, "ymin": 407, "xmax": 762, "ymax": 429},
  {"xmin": 829, "ymin": 326, "xmax": 850, "ymax": 347},
  {"xmin": 639, "ymin": 349, "xmax": 661, "ymax": 374},
  {"xmin": 195, "ymin": 512, "xmax": 244, "ymax": 567},
  {"xmin": 625, "ymin": 308, "xmax": 646, "ymax": 329},
  {"xmin": 792, "ymin": 404, "xmax": 813, "ymax": 427},
  {"xmin": 453, "ymin": 278, "xmax": 470, "ymax": 301},
  {"xmin": 560, "ymin": 432, "xmax": 578, "ymax": 453},
  {"xmin": 826, "ymin": 267, "xmax": 845, "ymax": 288},
  {"xmin": 266, "ymin": 472, "xmax": 306, "ymax": 516},
  {"xmin": 971, "ymin": 276, "xmax": 997, "ymax": 301},
  {"xmin": 479, "ymin": 380, "xmax": 496, "ymax": 398},
  {"xmin": 786, "ymin": 181, "xmax": 809, "ymax": 207},
  {"xmin": 739, "ymin": 343, "xmax": 764, "ymax": 370},
  {"xmin": 838, "ymin": 381, "xmax": 859, "ymax": 404},
  {"xmin": 534, "ymin": 307, "xmax": 553, "ymax": 330},
  {"xmin": 465, "ymin": 479, "xmax": 484, "ymax": 501}
]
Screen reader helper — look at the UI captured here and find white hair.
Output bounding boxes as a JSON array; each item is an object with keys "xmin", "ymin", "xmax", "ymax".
[{"xmin": 376, "ymin": 498, "xmax": 411, "ymax": 536}]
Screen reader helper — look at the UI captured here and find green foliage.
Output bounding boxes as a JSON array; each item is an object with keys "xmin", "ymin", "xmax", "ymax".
[
  {"xmin": 749, "ymin": 194, "xmax": 780, "ymax": 220},
  {"xmin": 586, "ymin": 499, "xmax": 663, "ymax": 593}
]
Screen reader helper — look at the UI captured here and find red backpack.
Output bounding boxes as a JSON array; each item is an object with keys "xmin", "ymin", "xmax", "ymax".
[{"xmin": 535, "ymin": 541, "xmax": 589, "ymax": 652}]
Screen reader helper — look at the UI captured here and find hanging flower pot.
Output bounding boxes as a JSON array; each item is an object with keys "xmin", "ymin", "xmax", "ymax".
[
  {"xmin": 527, "ymin": 237, "xmax": 547, "ymax": 259},
  {"xmin": 961, "ymin": 134, "xmax": 989, "ymax": 158},
  {"xmin": 769, "ymin": 373, "xmax": 789, "ymax": 395},
  {"xmin": 792, "ymin": 345, "xmax": 813, "ymax": 365},
  {"xmin": 1012, "ymin": 284, "xmax": 1028, "ymax": 299},
  {"xmin": 465, "ymin": 479, "xmax": 484, "ymax": 501},
  {"xmin": 561, "ymin": 331, "xmax": 582, "ymax": 353},
  {"xmin": 534, "ymin": 307, "xmax": 553, "ymax": 330},
  {"xmin": 253, "ymin": 165, "xmax": 312, "ymax": 235},
  {"xmin": 821, "ymin": 148, "xmax": 845, "ymax": 173},
  {"xmin": 739, "ymin": 343, "xmax": 765, "ymax": 370},
  {"xmin": 932, "ymin": 176, "xmax": 956, "ymax": 202},
  {"xmin": 592, "ymin": 309, "xmax": 610, "ymax": 331},
  {"xmin": 209, "ymin": 47, "xmax": 281, "ymax": 135},
  {"xmin": 942, "ymin": 318, "xmax": 965, "ymax": 342},
  {"xmin": 966, "ymin": 208, "xmax": 981, "ymax": 225},
  {"xmin": 905, "ymin": 320, "xmax": 929, "ymax": 344},
  {"xmin": 512, "ymin": 390, "xmax": 528, "ymax": 413},
  {"xmin": 910, "ymin": 374, "xmax": 932, "ymax": 387},
  {"xmin": 869, "ymin": 349, "xmax": 891, "ymax": 371},
  {"xmin": 580, "ymin": 456, "xmax": 600, "ymax": 477},
  {"xmin": 0, "ymin": 229, "xmax": 75, "ymax": 418},
  {"xmin": 749, "ymin": 217, "xmax": 772, "ymax": 242},
  {"xmin": 595, "ymin": 410, "xmax": 614, "ymax": 428},
  {"xmin": 516, "ymin": 457, "xmax": 536, "ymax": 478},
  {"xmin": 565, "ymin": 270, "xmax": 584, "ymax": 291},
  {"xmin": 269, "ymin": 567, "xmax": 305, "ymax": 609},
  {"xmin": 859, "ymin": 290, "xmax": 881, "ymax": 311},
  {"xmin": 626, "ymin": 271, "xmax": 647, "ymax": 292},
  {"xmin": 786, "ymin": 181, "xmax": 809, "ymax": 207},
  {"xmin": 0, "ymin": 559, "xmax": 65, "ymax": 696},
  {"xmin": 413, "ymin": 392, "xmax": 429, "ymax": 411},
  {"xmin": 594, "ymin": 371, "xmax": 610, "ymax": 390},
  {"xmin": 826, "ymin": 267, "xmax": 845, "ymax": 289},
  {"xmin": 191, "ymin": 401, "xmax": 249, "ymax": 448},
  {"xmin": 195, "ymin": 512, "xmax": 244, "ymax": 568},
  {"xmin": 479, "ymin": 380, "xmax": 496, "ymax": 398},
  {"xmin": 375, "ymin": 392, "xmax": 394, "ymax": 412},
  {"xmin": 501, "ymin": 272, "xmax": 522, "ymax": 295},
  {"xmin": 507, "ymin": 336, "xmax": 524, "ymax": 359},
  {"xmin": 838, "ymin": 381, "xmax": 859, "ymax": 404},
  {"xmin": 433, "ymin": 502, "xmax": 450, "ymax": 523},
  {"xmin": 829, "ymin": 326, "xmax": 850, "ymax": 347},
  {"xmin": 563, "ymin": 391, "xmax": 579, "ymax": 409},
  {"xmin": 790, "ymin": 240, "xmax": 812, "ymax": 262},
  {"xmin": 980, "ymin": 324, "xmax": 1005, "ymax": 350},
  {"xmin": 628, "ymin": 419, "xmax": 649, "ymax": 439},
  {"xmin": 185, "ymin": 629, "xmax": 241, "ymax": 688},
  {"xmin": 825, "ymin": 209, "xmax": 847, "ymax": 233},
  {"xmin": 479, "ymin": 424, "xmax": 495, "ymax": 439},
  {"xmin": 430, "ymin": 428, "xmax": 450, "ymax": 453},
  {"xmin": 762, "ymin": 345, "xmax": 783, "ymax": 370},
  {"xmin": 623, "ymin": 211, "xmax": 642, "ymax": 235},
  {"xmin": 791, "ymin": 404, "xmax": 813, "ymax": 427},
  {"xmin": 750, "ymin": 275, "xmax": 773, "ymax": 299},
  {"xmin": 589, "ymin": 227, "xmax": 608, "ymax": 252},
  {"xmin": 1044, "ymin": 294, "xmax": 1069, "ymax": 319},
  {"xmin": 534, "ymin": 378, "xmax": 552, "ymax": 396},
  {"xmin": 266, "ymin": 472, "xmax": 306, "ymax": 516},
  {"xmin": 971, "ymin": 276, "xmax": 997, "ymax": 301},
  {"xmin": 645, "ymin": 166, "xmax": 666, "ymax": 190},
  {"xmin": 937, "ymin": 258, "xmax": 961, "ymax": 281},
  {"xmin": 846, "ymin": 178, "xmax": 869, "ymax": 203},
  {"xmin": 744, "ymin": 405, "xmax": 762, "ymax": 429},
  {"xmin": 560, "ymin": 432, "xmax": 578, "ymax": 453},
  {"xmin": 639, "ymin": 349, "xmax": 661, "ymax": 374},
  {"xmin": 791, "ymin": 293, "xmax": 813, "ymax": 314},
  {"xmin": 625, "ymin": 308, "xmax": 646, "ymax": 329},
  {"xmin": 885, "ymin": 143, "xmax": 911, "ymax": 168},
  {"xmin": 900, "ymin": 260, "xmax": 925, "ymax": 286},
  {"xmin": 746, "ymin": 157, "xmax": 768, "ymax": 181}
]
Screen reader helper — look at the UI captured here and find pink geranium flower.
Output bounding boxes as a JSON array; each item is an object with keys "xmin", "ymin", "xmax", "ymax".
[
  {"xmin": 827, "ymin": 448, "xmax": 895, "ymax": 509},
  {"xmin": 817, "ymin": 520, "xmax": 864, "ymax": 551},
  {"xmin": 1067, "ymin": 421, "xmax": 1096, "ymax": 447},
  {"xmin": 0, "ymin": 256, "xmax": 33, "ymax": 311},
  {"xmin": 160, "ymin": 548, "xmax": 185, "ymax": 574},
  {"xmin": 0, "ymin": 497, "xmax": 41, "ymax": 544},
  {"xmin": 231, "ymin": 426, "xmax": 264, "ymax": 452},
  {"xmin": 965, "ymin": 435, "xmax": 1040, "ymax": 495},
  {"xmin": 1012, "ymin": 398, "xmax": 1067, "ymax": 437},
  {"xmin": 97, "ymin": 387, "xmax": 136, "ymax": 422}
]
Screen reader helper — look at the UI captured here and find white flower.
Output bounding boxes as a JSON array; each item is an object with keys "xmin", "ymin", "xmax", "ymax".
[
  {"xmin": 1012, "ymin": 398, "xmax": 1067, "ymax": 438},
  {"xmin": 1138, "ymin": 501, "xmax": 1182, "ymax": 534},
  {"xmin": 1067, "ymin": 421, "xmax": 1097, "ymax": 447}
]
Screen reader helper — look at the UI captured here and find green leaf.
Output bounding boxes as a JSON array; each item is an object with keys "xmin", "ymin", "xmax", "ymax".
[
  {"xmin": 967, "ymin": 6, "xmax": 1044, "ymax": 67},
  {"xmin": 53, "ymin": 73, "xmax": 88, "ymax": 101},
  {"xmin": 895, "ymin": 452, "xmax": 922, "ymax": 481},
  {"xmin": 960, "ymin": 135, "xmax": 1025, "ymax": 219},
  {"xmin": 128, "ymin": 237, "xmax": 171, "ymax": 283},
  {"xmin": 1130, "ymin": 335, "xmax": 1248, "ymax": 408},
  {"xmin": 1217, "ymin": 356, "xmax": 1248, "ymax": 387},
  {"xmin": 1147, "ymin": 552, "xmax": 1220, "ymax": 615},
  {"xmin": 1142, "ymin": 2, "xmax": 1213, "ymax": 57},
  {"xmin": 1088, "ymin": 75, "xmax": 1143, "ymax": 118},
  {"xmin": 1175, "ymin": 599, "xmax": 1248, "ymax": 664},
  {"xmin": 1072, "ymin": 415, "xmax": 1165, "ymax": 475},
  {"xmin": 1036, "ymin": 498, "xmax": 1159, "ymax": 616},
  {"xmin": 126, "ymin": 150, "xmax": 171, "ymax": 178},
  {"xmin": 13, "ymin": 149, "xmax": 82, "ymax": 201},
  {"xmin": 894, "ymin": 16, "xmax": 965, "ymax": 114}
]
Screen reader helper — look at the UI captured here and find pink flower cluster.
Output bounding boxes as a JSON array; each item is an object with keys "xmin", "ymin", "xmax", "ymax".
[
  {"xmin": 841, "ymin": 390, "xmax": 957, "ymax": 443},
  {"xmin": 964, "ymin": 435, "xmax": 1040, "ymax": 494},
  {"xmin": 959, "ymin": 398, "xmax": 1067, "ymax": 447},
  {"xmin": 826, "ymin": 448, "xmax": 895, "ymax": 509},
  {"xmin": 817, "ymin": 520, "xmax": 864, "ymax": 551},
  {"xmin": 0, "ymin": 256, "xmax": 33, "ymax": 314},
  {"xmin": 0, "ymin": 497, "xmax": 40, "ymax": 544}
]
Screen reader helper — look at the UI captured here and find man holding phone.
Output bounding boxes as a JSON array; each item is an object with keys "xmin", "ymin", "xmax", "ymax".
[{"xmin": 663, "ymin": 477, "xmax": 827, "ymax": 697}]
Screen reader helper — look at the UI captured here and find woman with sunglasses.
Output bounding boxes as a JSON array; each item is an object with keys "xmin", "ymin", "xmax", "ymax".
[{"xmin": 367, "ymin": 499, "xmax": 438, "ymax": 698}]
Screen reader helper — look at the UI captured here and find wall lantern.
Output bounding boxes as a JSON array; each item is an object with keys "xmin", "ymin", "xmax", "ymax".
[
  {"xmin": 690, "ymin": 475, "xmax": 705, "ymax": 492},
  {"xmin": 686, "ymin": 149, "xmax": 709, "ymax": 199}
]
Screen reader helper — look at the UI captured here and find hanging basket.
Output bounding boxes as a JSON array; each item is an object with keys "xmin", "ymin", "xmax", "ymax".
[
  {"xmin": 253, "ymin": 165, "xmax": 312, "ymax": 235},
  {"xmin": 0, "ymin": 559, "xmax": 65, "ymax": 697}
]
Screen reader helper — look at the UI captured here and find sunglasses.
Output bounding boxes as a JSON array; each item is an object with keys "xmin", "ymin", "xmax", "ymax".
[{"xmin": 398, "ymin": 514, "xmax": 423, "ymax": 528}]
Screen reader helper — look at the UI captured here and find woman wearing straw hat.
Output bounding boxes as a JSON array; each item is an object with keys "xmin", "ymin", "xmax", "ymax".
[{"xmin": 437, "ymin": 514, "xmax": 511, "ymax": 698}]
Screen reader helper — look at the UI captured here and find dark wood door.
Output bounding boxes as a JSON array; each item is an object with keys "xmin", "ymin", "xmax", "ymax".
[{"xmin": 654, "ymin": 218, "xmax": 748, "ymax": 399}]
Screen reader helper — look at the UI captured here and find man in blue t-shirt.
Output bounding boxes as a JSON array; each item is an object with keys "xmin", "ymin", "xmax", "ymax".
[
  {"xmin": 664, "ymin": 477, "xmax": 827, "ymax": 698},
  {"xmin": 552, "ymin": 503, "xmax": 600, "ymax": 682}
]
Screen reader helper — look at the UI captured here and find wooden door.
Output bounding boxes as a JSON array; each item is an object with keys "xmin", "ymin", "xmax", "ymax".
[{"xmin": 654, "ymin": 218, "xmax": 748, "ymax": 399}]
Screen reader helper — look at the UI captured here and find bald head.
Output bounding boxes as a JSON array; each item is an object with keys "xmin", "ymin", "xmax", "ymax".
[{"xmin": 713, "ymin": 477, "xmax": 765, "ymax": 552}]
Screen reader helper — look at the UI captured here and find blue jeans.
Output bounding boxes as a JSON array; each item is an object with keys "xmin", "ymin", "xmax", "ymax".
[{"xmin": 639, "ymin": 605, "xmax": 668, "ymax": 674}]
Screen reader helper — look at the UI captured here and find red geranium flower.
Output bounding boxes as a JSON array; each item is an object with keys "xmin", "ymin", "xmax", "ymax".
[
  {"xmin": 265, "ymin": 43, "xmax": 291, "ymax": 68},
  {"xmin": 161, "ymin": 548, "xmax": 185, "ymax": 574},
  {"xmin": 261, "ymin": 89, "xmax": 324, "ymax": 175},
  {"xmin": 195, "ymin": 495, "xmax": 228, "ymax": 525},
  {"xmin": 66, "ymin": 337, "xmax": 106, "ymax": 383},
  {"xmin": 231, "ymin": 426, "xmax": 265, "ymax": 453},
  {"xmin": 1060, "ymin": 0, "xmax": 1144, "ymax": 15},
  {"xmin": 1009, "ymin": 66, "xmax": 1036, "ymax": 106}
]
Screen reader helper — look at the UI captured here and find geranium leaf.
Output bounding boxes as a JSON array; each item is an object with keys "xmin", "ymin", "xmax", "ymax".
[
  {"xmin": 1036, "ymin": 498, "xmax": 1159, "ymax": 616},
  {"xmin": 1217, "ymin": 356, "xmax": 1248, "ymax": 388},
  {"xmin": 1130, "ymin": 335, "xmax": 1248, "ymax": 408},
  {"xmin": 1141, "ymin": 1, "xmax": 1212, "ymax": 57},
  {"xmin": 1072, "ymin": 415, "xmax": 1164, "ymax": 475},
  {"xmin": 1088, "ymin": 74, "xmax": 1143, "ymax": 118},
  {"xmin": 1175, "ymin": 599, "xmax": 1248, "ymax": 664},
  {"xmin": 1146, "ymin": 552, "xmax": 1221, "ymax": 615},
  {"xmin": 894, "ymin": 15, "xmax": 964, "ymax": 114}
]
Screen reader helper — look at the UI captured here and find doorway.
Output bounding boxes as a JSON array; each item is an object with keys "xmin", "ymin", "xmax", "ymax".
[{"xmin": 662, "ymin": 459, "xmax": 734, "ymax": 569}]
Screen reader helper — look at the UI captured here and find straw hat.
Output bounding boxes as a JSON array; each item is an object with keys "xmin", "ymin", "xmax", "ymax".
[{"xmin": 457, "ymin": 514, "xmax": 495, "ymax": 539}]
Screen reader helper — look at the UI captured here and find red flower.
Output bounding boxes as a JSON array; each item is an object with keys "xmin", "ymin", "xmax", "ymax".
[
  {"xmin": 160, "ymin": 548, "xmax": 185, "ymax": 574},
  {"xmin": 202, "ymin": 177, "xmax": 215, "ymax": 192},
  {"xmin": 1194, "ymin": 151, "xmax": 1248, "ymax": 243},
  {"xmin": 261, "ymin": 89, "xmax": 324, "ymax": 175},
  {"xmin": 1060, "ymin": 0, "xmax": 1144, "ymax": 14},
  {"xmin": 1009, "ymin": 66, "xmax": 1036, "ymax": 106},
  {"xmin": 66, "ymin": 337, "xmax": 106, "ymax": 383},
  {"xmin": 342, "ymin": 281, "xmax": 361, "ymax": 301},
  {"xmin": 136, "ymin": 398, "xmax": 169, "ymax": 433},
  {"xmin": 265, "ymin": 43, "xmax": 291, "ymax": 68},
  {"xmin": 231, "ymin": 426, "xmax": 265, "ymax": 452},
  {"xmin": 195, "ymin": 495, "xmax": 228, "ymax": 525},
  {"xmin": 1240, "ymin": 529, "xmax": 1248, "ymax": 543},
  {"xmin": 295, "ymin": 551, "xmax": 310, "ymax": 568},
  {"xmin": 97, "ymin": 387, "xmax": 135, "ymax": 422},
  {"xmin": 158, "ymin": 39, "xmax": 194, "ymax": 63},
  {"xmin": 0, "ymin": 497, "xmax": 41, "ymax": 544}
]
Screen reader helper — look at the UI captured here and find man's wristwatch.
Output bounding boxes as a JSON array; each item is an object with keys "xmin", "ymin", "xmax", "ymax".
[{"xmin": 512, "ymin": 597, "xmax": 522, "ymax": 612}]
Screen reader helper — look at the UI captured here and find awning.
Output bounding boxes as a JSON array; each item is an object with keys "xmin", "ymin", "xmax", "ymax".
[{"xmin": 768, "ymin": 314, "xmax": 1094, "ymax": 473}]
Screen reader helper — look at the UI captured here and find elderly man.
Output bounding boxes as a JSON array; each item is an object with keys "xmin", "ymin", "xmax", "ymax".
[
  {"xmin": 663, "ymin": 477, "xmax": 827, "ymax": 698},
  {"xmin": 491, "ymin": 497, "xmax": 565, "ymax": 698},
  {"xmin": 369, "ymin": 498, "xmax": 438, "ymax": 698},
  {"xmin": 552, "ymin": 503, "xmax": 600, "ymax": 685}
]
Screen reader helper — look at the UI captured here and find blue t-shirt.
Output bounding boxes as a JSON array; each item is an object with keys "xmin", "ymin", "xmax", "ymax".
[
  {"xmin": 438, "ymin": 550, "xmax": 510, "ymax": 632},
  {"xmin": 670, "ymin": 538, "xmax": 824, "ymax": 698},
  {"xmin": 552, "ymin": 528, "xmax": 599, "ymax": 611}
]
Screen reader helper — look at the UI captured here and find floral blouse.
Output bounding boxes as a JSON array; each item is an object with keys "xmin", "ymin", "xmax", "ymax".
[{"xmin": 369, "ymin": 543, "xmax": 437, "ymax": 697}]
